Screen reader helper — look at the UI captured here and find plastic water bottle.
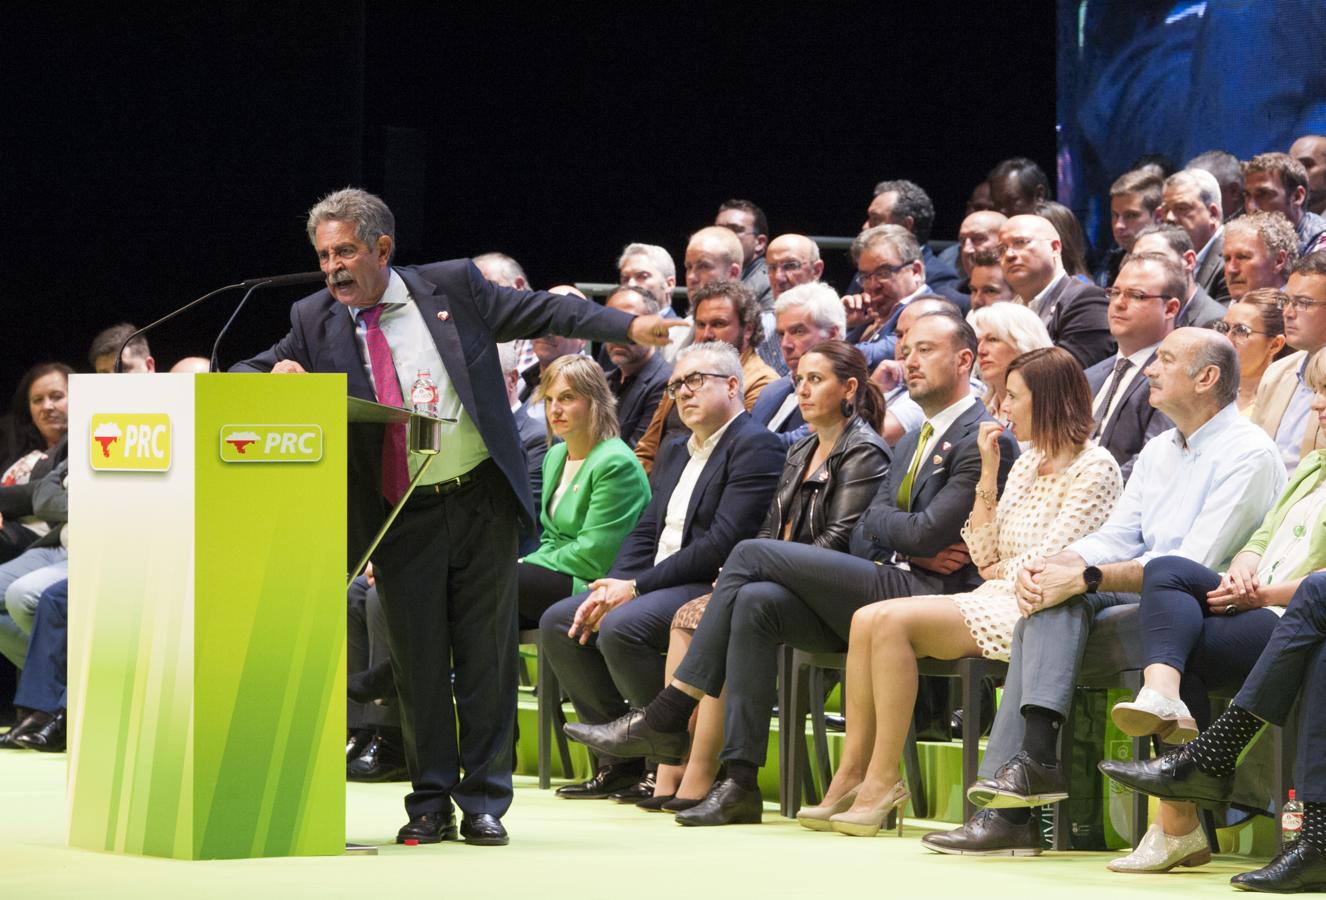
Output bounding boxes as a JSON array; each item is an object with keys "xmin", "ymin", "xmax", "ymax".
[
  {"xmin": 410, "ymin": 370, "xmax": 439, "ymax": 417},
  {"xmin": 1283, "ymin": 789, "xmax": 1304, "ymax": 844}
]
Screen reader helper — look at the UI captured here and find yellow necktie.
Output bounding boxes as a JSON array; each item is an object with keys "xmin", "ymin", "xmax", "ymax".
[{"xmin": 895, "ymin": 422, "xmax": 934, "ymax": 511}]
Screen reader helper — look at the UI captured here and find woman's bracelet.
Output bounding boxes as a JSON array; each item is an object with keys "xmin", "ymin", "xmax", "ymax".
[{"xmin": 973, "ymin": 486, "xmax": 997, "ymax": 510}]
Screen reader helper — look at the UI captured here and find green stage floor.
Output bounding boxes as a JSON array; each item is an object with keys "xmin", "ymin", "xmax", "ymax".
[{"xmin": 0, "ymin": 749, "xmax": 1266, "ymax": 899}]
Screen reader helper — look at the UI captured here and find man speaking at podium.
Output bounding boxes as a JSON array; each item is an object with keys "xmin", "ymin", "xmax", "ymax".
[{"xmin": 234, "ymin": 188, "xmax": 683, "ymax": 846}]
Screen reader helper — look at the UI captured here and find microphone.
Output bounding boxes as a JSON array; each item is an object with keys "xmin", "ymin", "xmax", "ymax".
[
  {"xmin": 112, "ymin": 273, "xmax": 327, "ymax": 373},
  {"xmin": 211, "ymin": 272, "xmax": 327, "ymax": 372},
  {"xmin": 238, "ymin": 271, "xmax": 325, "ymax": 289}
]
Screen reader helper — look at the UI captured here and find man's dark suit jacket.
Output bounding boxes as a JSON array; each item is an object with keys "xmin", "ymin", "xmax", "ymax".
[
  {"xmin": 1033, "ymin": 276, "xmax": 1115, "ymax": 369},
  {"xmin": 512, "ymin": 403, "xmax": 548, "ymax": 556},
  {"xmin": 921, "ymin": 244, "xmax": 970, "ymax": 314},
  {"xmin": 1178, "ymin": 284, "xmax": 1226, "ymax": 328},
  {"xmin": 849, "ymin": 398, "xmax": 1018, "ymax": 591},
  {"xmin": 1195, "ymin": 231, "xmax": 1230, "ymax": 306},
  {"xmin": 1086, "ymin": 352, "xmax": 1171, "ymax": 482},
  {"xmin": 607, "ymin": 411, "xmax": 784, "ymax": 595},
  {"xmin": 612, "ymin": 351, "xmax": 670, "ymax": 448},
  {"xmin": 750, "ymin": 375, "xmax": 808, "ymax": 447},
  {"xmin": 232, "ymin": 261, "xmax": 635, "ymax": 567}
]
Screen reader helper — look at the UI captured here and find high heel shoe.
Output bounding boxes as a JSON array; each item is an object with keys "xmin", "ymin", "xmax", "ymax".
[
  {"xmin": 796, "ymin": 786, "xmax": 860, "ymax": 832},
  {"xmin": 830, "ymin": 780, "xmax": 910, "ymax": 837}
]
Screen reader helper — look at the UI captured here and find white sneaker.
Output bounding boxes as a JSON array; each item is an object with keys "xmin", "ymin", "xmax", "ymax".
[
  {"xmin": 1108, "ymin": 822, "xmax": 1210, "ymax": 873},
  {"xmin": 1111, "ymin": 688, "xmax": 1199, "ymax": 743}
]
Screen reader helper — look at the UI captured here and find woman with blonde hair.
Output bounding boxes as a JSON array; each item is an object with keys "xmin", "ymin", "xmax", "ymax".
[
  {"xmin": 969, "ymin": 303, "xmax": 1053, "ymax": 417},
  {"xmin": 517, "ymin": 355, "xmax": 650, "ymax": 627}
]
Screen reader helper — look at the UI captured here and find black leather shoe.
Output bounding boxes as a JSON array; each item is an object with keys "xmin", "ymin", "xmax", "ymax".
[
  {"xmin": 14, "ymin": 710, "xmax": 65, "ymax": 752},
  {"xmin": 347, "ymin": 734, "xmax": 408, "ymax": 782},
  {"xmin": 346, "ymin": 728, "xmax": 373, "ymax": 761},
  {"xmin": 396, "ymin": 812, "xmax": 458, "ymax": 844},
  {"xmin": 609, "ymin": 770, "xmax": 656, "ymax": 804},
  {"xmin": 921, "ymin": 808, "xmax": 1042, "ymax": 856},
  {"xmin": 967, "ymin": 751, "xmax": 1068, "ymax": 808},
  {"xmin": 674, "ymin": 777, "xmax": 762, "ymax": 826},
  {"xmin": 636, "ymin": 793, "xmax": 676, "ymax": 812},
  {"xmin": 1231, "ymin": 840, "xmax": 1326, "ymax": 892},
  {"xmin": 554, "ymin": 762, "xmax": 644, "ymax": 799},
  {"xmin": 460, "ymin": 813, "xmax": 508, "ymax": 846},
  {"xmin": 1098, "ymin": 745, "xmax": 1234, "ymax": 807},
  {"xmin": 564, "ymin": 709, "xmax": 688, "ymax": 765},
  {"xmin": 0, "ymin": 710, "xmax": 51, "ymax": 750}
]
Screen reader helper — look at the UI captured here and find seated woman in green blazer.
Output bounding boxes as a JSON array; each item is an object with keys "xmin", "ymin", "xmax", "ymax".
[{"xmin": 517, "ymin": 355, "xmax": 650, "ymax": 628}]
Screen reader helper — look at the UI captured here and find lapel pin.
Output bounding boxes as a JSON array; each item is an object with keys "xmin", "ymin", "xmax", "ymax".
[
  {"xmin": 942, "ymin": 441, "xmax": 952, "ymax": 451},
  {"xmin": 932, "ymin": 454, "xmax": 943, "ymax": 465},
  {"xmin": 437, "ymin": 310, "xmax": 450, "ymax": 321}
]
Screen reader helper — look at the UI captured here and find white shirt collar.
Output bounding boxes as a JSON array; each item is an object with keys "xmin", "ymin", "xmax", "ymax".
[
  {"xmin": 349, "ymin": 269, "xmax": 411, "ymax": 322},
  {"xmin": 1195, "ymin": 224, "xmax": 1224, "ymax": 265},
  {"xmin": 1113, "ymin": 341, "xmax": 1160, "ymax": 373},
  {"xmin": 920, "ymin": 393, "xmax": 978, "ymax": 444}
]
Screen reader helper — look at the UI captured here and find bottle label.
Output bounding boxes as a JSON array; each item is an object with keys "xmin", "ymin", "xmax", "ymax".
[{"xmin": 1283, "ymin": 812, "xmax": 1303, "ymax": 834}]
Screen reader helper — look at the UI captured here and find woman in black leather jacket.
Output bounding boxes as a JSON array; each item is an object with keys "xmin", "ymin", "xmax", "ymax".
[{"xmin": 642, "ymin": 341, "xmax": 891, "ymax": 810}]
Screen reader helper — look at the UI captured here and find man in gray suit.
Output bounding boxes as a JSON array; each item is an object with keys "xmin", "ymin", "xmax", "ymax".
[
  {"xmin": 1132, "ymin": 225, "xmax": 1227, "ymax": 328},
  {"xmin": 1162, "ymin": 169, "xmax": 1229, "ymax": 305},
  {"xmin": 998, "ymin": 215, "xmax": 1114, "ymax": 368},
  {"xmin": 923, "ymin": 328, "xmax": 1284, "ymax": 857}
]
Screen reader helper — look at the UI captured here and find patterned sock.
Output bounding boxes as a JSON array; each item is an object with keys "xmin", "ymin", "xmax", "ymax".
[
  {"xmin": 1022, "ymin": 706, "xmax": 1063, "ymax": 766},
  {"xmin": 1186, "ymin": 704, "xmax": 1263, "ymax": 777},
  {"xmin": 642, "ymin": 685, "xmax": 698, "ymax": 733},
  {"xmin": 1301, "ymin": 803, "xmax": 1326, "ymax": 851}
]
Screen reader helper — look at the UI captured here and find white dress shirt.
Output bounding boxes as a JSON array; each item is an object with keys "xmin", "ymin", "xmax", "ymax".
[
  {"xmin": 654, "ymin": 412, "xmax": 740, "ymax": 565},
  {"xmin": 1091, "ymin": 342, "xmax": 1159, "ymax": 424},
  {"xmin": 1070, "ymin": 403, "xmax": 1286, "ymax": 569}
]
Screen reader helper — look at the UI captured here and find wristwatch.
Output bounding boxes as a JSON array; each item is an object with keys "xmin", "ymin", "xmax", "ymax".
[{"xmin": 1082, "ymin": 565, "xmax": 1103, "ymax": 594}]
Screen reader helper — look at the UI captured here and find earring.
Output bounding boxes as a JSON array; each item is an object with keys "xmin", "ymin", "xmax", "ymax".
[{"xmin": 840, "ymin": 399, "xmax": 854, "ymax": 418}]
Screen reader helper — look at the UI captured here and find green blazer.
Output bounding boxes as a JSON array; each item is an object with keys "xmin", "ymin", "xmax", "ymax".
[
  {"xmin": 522, "ymin": 437, "xmax": 650, "ymax": 593},
  {"xmin": 1242, "ymin": 449, "xmax": 1326, "ymax": 579}
]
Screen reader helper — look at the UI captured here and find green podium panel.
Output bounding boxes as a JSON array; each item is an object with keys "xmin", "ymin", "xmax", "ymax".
[{"xmin": 67, "ymin": 373, "xmax": 347, "ymax": 859}]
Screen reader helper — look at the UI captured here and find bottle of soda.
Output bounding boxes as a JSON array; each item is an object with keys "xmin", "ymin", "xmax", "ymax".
[
  {"xmin": 1283, "ymin": 789, "xmax": 1304, "ymax": 844},
  {"xmin": 410, "ymin": 369, "xmax": 439, "ymax": 417}
]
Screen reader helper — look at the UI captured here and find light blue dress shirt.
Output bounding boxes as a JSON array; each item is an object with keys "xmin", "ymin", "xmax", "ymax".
[{"xmin": 1069, "ymin": 403, "xmax": 1287, "ymax": 569}]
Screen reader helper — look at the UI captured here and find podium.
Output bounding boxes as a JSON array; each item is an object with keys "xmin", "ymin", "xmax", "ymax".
[{"xmin": 66, "ymin": 373, "xmax": 347, "ymax": 860}]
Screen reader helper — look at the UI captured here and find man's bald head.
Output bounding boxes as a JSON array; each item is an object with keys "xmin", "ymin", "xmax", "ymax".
[
  {"xmin": 1145, "ymin": 326, "xmax": 1239, "ymax": 428},
  {"xmin": 998, "ymin": 214, "xmax": 1063, "ymax": 299},
  {"xmin": 957, "ymin": 210, "xmax": 1008, "ymax": 275},
  {"xmin": 765, "ymin": 234, "xmax": 823, "ymax": 299},
  {"xmin": 685, "ymin": 226, "xmax": 744, "ymax": 295}
]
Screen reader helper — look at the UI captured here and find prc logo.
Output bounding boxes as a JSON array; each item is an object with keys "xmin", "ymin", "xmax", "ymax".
[
  {"xmin": 219, "ymin": 425, "xmax": 323, "ymax": 463},
  {"xmin": 89, "ymin": 414, "xmax": 172, "ymax": 472}
]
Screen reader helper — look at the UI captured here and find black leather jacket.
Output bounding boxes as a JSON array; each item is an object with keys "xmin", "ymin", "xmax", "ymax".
[{"xmin": 756, "ymin": 416, "xmax": 891, "ymax": 551}]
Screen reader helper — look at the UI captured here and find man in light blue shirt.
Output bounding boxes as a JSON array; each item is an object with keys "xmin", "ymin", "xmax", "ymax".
[{"xmin": 924, "ymin": 327, "xmax": 1285, "ymax": 856}]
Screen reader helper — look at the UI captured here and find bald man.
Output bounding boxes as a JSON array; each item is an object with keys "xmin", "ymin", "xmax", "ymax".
[
  {"xmin": 997, "ymin": 214, "xmax": 1113, "ymax": 368},
  {"xmin": 950, "ymin": 209, "xmax": 1009, "ymax": 278},
  {"xmin": 765, "ymin": 234, "xmax": 824, "ymax": 299}
]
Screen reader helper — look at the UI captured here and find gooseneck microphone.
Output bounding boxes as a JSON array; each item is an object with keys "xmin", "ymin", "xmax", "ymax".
[
  {"xmin": 112, "ymin": 272, "xmax": 324, "ymax": 373},
  {"xmin": 211, "ymin": 272, "xmax": 325, "ymax": 371}
]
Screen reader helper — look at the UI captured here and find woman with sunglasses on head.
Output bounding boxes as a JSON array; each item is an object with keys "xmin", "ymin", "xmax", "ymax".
[{"xmin": 1215, "ymin": 288, "xmax": 1290, "ymax": 414}]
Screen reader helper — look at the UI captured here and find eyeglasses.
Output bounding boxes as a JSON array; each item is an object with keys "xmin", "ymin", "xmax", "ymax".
[
  {"xmin": 993, "ymin": 236, "xmax": 1049, "ymax": 256},
  {"xmin": 1276, "ymin": 295, "xmax": 1326, "ymax": 313},
  {"xmin": 1213, "ymin": 321, "xmax": 1269, "ymax": 340},
  {"xmin": 767, "ymin": 260, "xmax": 806, "ymax": 275},
  {"xmin": 859, "ymin": 261, "xmax": 913, "ymax": 284},
  {"xmin": 1104, "ymin": 287, "xmax": 1173, "ymax": 304},
  {"xmin": 664, "ymin": 371, "xmax": 730, "ymax": 398}
]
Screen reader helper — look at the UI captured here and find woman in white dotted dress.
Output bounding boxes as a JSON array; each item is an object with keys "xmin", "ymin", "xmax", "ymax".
[{"xmin": 799, "ymin": 347, "xmax": 1123, "ymax": 836}]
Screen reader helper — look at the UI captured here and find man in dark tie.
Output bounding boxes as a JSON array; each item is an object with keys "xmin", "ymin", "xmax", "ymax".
[{"xmin": 233, "ymin": 188, "xmax": 682, "ymax": 846}]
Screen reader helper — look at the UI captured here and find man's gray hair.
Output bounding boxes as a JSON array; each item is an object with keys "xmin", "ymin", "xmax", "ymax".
[
  {"xmin": 773, "ymin": 282, "xmax": 847, "ymax": 336},
  {"xmin": 473, "ymin": 252, "xmax": 528, "ymax": 287},
  {"xmin": 676, "ymin": 340, "xmax": 744, "ymax": 394},
  {"xmin": 607, "ymin": 284, "xmax": 662, "ymax": 315},
  {"xmin": 1187, "ymin": 330, "xmax": 1240, "ymax": 408},
  {"xmin": 306, "ymin": 187, "xmax": 396, "ymax": 260},
  {"xmin": 617, "ymin": 242, "xmax": 676, "ymax": 280},
  {"xmin": 851, "ymin": 223, "xmax": 921, "ymax": 265},
  {"xmin": 1166, "ymin": 169, "xmax": 1222, "ymax": 210}
]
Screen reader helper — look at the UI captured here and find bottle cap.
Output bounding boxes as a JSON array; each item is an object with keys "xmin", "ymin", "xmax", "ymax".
[
  {"xmin": 403, "ymin": 838, "xmax": 420, "ymax": 846},
  {"xmin": 1290, "ymin": 789, "xmax": 1297, "ymax": 800}
]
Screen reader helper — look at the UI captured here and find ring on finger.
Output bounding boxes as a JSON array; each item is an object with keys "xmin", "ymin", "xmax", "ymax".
[{"xmin": 1223, "ymin": 603, "xmax": 1237, "ymax": 615}]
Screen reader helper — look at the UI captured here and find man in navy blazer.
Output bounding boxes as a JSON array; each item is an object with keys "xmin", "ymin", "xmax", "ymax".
[
  {"xmin": 1086, "ymin": 254, "xmax": 1181, "ymax": 480},
  {"xmin": 232, "ymin": 189, "xmax": 682, "ymax": 845},
  {"xmin": 563, "ymin": 312, "xmax": 1019, "ymax": 825},
  {"xmin": 602, "ymin": 287, "xmax": 672, "ymax": 447},
  {"xmin": 749, "ymin": 281, "xmax": 847, "ymax": 446},
  {"xmin": 540, "ymin": 342, "xmax": 783, "ymax": 798}
]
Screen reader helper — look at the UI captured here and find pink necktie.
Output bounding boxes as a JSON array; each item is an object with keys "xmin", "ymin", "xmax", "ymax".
[{"xmin": 360, "ymin": 305, "xmax": 409, "ymax": 504}]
